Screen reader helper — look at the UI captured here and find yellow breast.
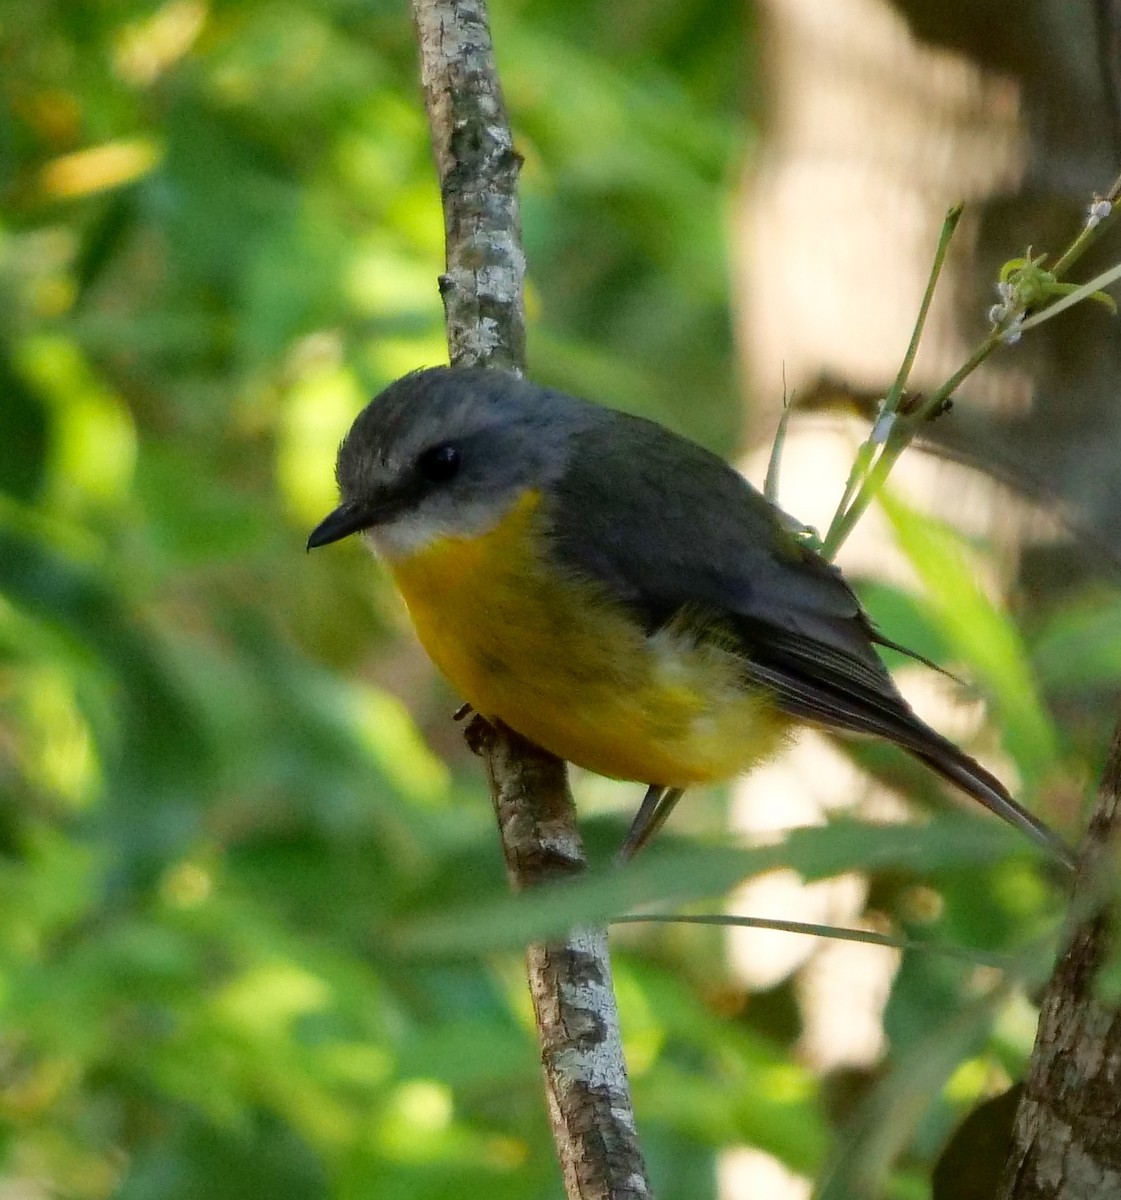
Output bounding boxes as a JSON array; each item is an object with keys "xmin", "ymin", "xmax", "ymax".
[{"xmin": 386, "ymin": 490, "xmax": 785, "ymax": 785}]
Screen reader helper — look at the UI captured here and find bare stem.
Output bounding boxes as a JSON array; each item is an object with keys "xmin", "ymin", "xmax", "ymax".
[
  {"xmin": 822, "ymin": 205, "xmax": 966, "ymax": 560},
  {"xmin": 1049, "ymin": 166, "xmax": 1121, "ymax": 278},
  {"xmin": 885, "ymin": 204, "xmax": 964, "ymax": 416},
  {"xmin": 410, "ymin": 2, "xmax": 651, "ymax": 1195},
  {"xmin": 822, "ymin": 177, "xmax": 1121, "ymax": 561}
]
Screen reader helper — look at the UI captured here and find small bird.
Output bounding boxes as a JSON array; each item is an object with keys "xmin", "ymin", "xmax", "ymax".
[{"xmin": 308, "ymin": 366, "xmax": 1074, "ymax": 870}]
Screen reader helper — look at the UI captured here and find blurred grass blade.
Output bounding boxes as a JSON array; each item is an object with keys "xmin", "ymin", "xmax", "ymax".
[
  {"xmin": 396, "ymin": 818, "xmax": 1039, "ymax": 957},
  {"xmin": 1032, "ymin": 591, "xmax": 1121, "ymax": 692},
  {"xmin": 880, "ymin": 491, "xmax": 1060, "ymax": 789}
]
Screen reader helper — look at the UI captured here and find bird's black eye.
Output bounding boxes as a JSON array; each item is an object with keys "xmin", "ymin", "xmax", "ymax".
[{"xmin": 416, "ymin": 443, "xmax": 461, "ymax": 483}]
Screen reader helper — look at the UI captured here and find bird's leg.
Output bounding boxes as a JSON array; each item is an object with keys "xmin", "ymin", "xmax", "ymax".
[{"xmin": 616, "ymin": 785, "xmax": 686, "ymax": 862}]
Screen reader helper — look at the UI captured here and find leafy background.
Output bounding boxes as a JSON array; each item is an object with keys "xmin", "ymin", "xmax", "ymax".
[{"xmin": 0, "ymin": 1, "xmax": 1111, "ymax": 1197}]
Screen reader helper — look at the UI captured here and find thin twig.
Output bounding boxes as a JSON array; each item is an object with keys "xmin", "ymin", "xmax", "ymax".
[{"xmin": 409, "ymin": 3, "xmax": 652, "ymax": 1195}]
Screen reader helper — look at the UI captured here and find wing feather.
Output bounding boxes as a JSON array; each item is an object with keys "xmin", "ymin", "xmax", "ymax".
[{"xmin": 547, "ymin": 413, "xmax": 909, "ymax": 732}]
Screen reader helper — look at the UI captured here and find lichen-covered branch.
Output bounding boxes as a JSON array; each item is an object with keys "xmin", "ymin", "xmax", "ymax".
[
  {"xmin": 998, "ymin": 719, "xmax": 1121, "ymax": 1200},
  {"xmin": 413, "ymin": 0, "xmax": 526, "ymax": 373},
  {"xmin": 409, "ymin": 3, "xmax": 652, "ymax": 1195},
  {"xmin": 479, "ymin": 724, "xmax": 652, "ymax": 1200}
]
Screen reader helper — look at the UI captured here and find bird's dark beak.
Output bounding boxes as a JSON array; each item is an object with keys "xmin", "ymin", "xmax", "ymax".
[{"xmin": 306, "ymin": 503, "xmax": 371, "ymax": 550}]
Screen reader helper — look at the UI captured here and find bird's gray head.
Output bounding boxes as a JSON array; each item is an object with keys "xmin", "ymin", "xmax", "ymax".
[{"xmin": 307, "ymin": 366, "xmax": 598, "ymax": 558}]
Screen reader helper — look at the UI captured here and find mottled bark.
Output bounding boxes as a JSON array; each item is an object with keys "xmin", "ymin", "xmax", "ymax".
[
  {"xmin": 997, "ymin": 721, "xmax": 1121, "ymax": 1200},
  {"xmin": 413, "ymin": 0, "xmax": 526, "ymax": 373},
  {"xmin": 409, "ymin": 3, "xmax": 651, "ymax": 1195},
  {"xmin": 479, "ymin": 724, "xmax": 653, "ymax": 1200}
]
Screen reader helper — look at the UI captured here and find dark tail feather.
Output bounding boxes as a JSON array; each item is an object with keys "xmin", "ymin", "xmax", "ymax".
[
  {"xmin": 742, "ymin": 648, "xmax": 1077, "ymax": 871},
  {"xmin": 909, "ymin": 736, "xmax": 1077, "ymax": 872}
]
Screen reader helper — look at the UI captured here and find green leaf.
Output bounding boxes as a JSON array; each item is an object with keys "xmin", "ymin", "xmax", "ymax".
[{"xmin": 1031, "ymin": 590, "xmax": 1121, "ymax": 692}]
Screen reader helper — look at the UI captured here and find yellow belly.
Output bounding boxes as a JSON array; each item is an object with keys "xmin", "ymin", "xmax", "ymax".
[{"xmin": 386, "ymin": 491, "xmax": 786, "ymax": 786}]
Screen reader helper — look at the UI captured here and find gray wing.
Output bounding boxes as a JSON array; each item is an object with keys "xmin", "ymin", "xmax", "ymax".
[
  {"xmin": 547, "ymin": 412, "xmax": 912, "ymax": 733},
  {"xmin": 545, "ymin": 413, "xmax": 1077, "ymax": 869}
]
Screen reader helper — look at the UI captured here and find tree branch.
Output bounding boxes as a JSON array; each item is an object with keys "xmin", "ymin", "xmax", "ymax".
[
  {"xmin": 410, "ymin": 3, "xmax": 652, "ymax": 1195},
  {"xmin": 413, "ymin": 0, "xmax": 526, "ymax": 373},
  {"xmin": 998, "ymin": 716, "xmax": 1121, "ymax": 1199}
]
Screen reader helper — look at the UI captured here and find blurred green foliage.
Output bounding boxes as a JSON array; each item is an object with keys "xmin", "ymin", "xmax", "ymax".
[{"xmin": 0, "ymin": 1, "xmax": 1106, "ymax": 1198}]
